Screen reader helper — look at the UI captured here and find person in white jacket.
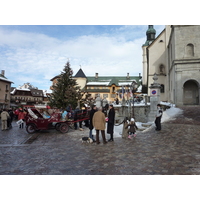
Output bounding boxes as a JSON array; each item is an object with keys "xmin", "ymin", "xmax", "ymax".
[
  {"xmin": 155, "ymin": 104, "xmax": 163, "ymax": 131},
  {"xmin": 1, "ymin": 109, "xmax": 9, "ymax": 131}
]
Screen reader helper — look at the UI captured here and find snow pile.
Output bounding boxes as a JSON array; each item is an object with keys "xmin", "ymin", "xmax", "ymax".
[{"xmin": 161, "ymin": 107, "xmax": 183, "ymax": 123}]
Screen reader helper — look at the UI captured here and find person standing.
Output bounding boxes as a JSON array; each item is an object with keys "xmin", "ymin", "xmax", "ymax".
[
  {"xmin": 7, "ymin": 108, "xmax": 14, "ymax": 128},
  {"xmin": 74, "ymin": 106, "xmax": 83, "ymax": 131},
  {"xmin": 126, "ymin": 118, "xmax": 138, "ymax": 139},
  {"xmin": 89, "ymin": 105, "xmax": 97, "ymax": 142},
  {"xmin": 14, "ymin": 108, "xmax": 19, "ymax": 120},
  {"xmin": 155, "ymin": 104, "xmax": 163, "ymax": 131},
  {"xmin": 1, "ymin": 109, "xmax": 9, "ymax": 131},
  {"xmin": 107, "ymin": 104, "xmax": 115, "ymax": 142},
  {"xmin": 92, "ymin": 106, "xmax": 107, "ymax": 144},
  {"xmin": 18, "ymin": 108, "xmax": 26, "ymax": 128}
]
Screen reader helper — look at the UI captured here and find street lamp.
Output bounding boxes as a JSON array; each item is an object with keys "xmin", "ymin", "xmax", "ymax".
[{"xmin": 131, "ymin": 81, "xmax": 138, "ymax": 118}]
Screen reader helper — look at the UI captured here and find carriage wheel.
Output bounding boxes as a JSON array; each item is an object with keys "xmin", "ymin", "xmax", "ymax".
[
  {"xmin": 55, "ymin": 123, "xmax": 61, "ymax": 131},
  {"xmin": 59, "ymin": 123, "xmax": 69, "ymax": 133},
  {"xmin": 26, "ymin": 124, "xmax": 37, "ymax": 134}
]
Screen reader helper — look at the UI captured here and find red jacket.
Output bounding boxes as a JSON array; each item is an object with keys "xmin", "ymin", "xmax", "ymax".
[{"xmin": 18, "ymin": 111, "xmax": 26, "ymax": 120}]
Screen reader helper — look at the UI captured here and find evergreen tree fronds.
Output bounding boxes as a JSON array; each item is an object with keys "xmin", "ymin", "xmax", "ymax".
[{"xmin": 48, "ymin": 61, "xmax": 82, "ymax": 109}]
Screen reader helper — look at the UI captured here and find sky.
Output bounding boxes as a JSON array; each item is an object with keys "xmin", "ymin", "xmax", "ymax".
[
  {"xmin": 0, "ymin": 25, "xmax": 165, "ymax": 91},
  {"xmin": 0, "ymin": 0, "xmax": 195, "ymax": 93}
]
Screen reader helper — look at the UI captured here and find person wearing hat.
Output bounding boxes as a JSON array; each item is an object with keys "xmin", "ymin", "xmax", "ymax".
[
  {"xmin": 125, "ymin": 118, "xmax": 138, "ymax": 139},
  {"xmin": 155, "ymin": 104, "xmax": 163, "ymax": 131}
]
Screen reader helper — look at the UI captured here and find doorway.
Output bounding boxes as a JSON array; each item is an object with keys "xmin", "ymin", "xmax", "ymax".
[{"xmin": 183, "ymin": 80, "xmax": 199, "ymax": 105}]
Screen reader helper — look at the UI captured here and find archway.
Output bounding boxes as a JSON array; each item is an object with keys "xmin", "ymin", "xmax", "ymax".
[{"xmin": 183, "ymin": 80, "xmax": 199, "ymax": 105}]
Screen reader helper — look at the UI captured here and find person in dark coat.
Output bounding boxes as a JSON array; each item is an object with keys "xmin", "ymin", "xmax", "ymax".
[
  {"xmin": 155, "ymin": 104, "xmax": 163, "ymax": 131},
  {"xmin": 89, "ymin": 105, "xmax": 97, "ymax": 142},
  {"xmin": 74, "ymin": 106, "xmax": 83, "ymax": 131},
  {"xmin": 107, "ymin": 104, "xmax": 115, "ymax": 142},
  {"xmin": 7, "ymin": 108, "xmax": 14, "ymax": 128}
]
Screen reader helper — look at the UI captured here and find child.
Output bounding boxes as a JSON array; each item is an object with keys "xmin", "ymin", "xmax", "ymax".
[{"xmin": 126, "ymin": 118, "xmax": 138, "ymax": 139}]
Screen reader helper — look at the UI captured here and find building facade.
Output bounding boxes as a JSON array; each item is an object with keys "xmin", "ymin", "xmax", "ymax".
[
  {"xmin": 11, "ymin": 83, "xmax": 44, "ymax": 107},
  {"xmin": 50, "ymin": 68, "xmax": 142, "ymax": 103},
  {"xmin": 142, "ymin": 25, "xmax": 200, "ymax": 105},
  {"xmin": 0, "ymin": 70, "xmax": 13, "ymax": 109}
]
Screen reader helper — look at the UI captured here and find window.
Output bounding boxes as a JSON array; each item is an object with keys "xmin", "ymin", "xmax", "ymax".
[
  {"xmin": 6, "ymin": 85, "xmax": 9, "ymax": 92},
  {"xmin": 103, "ymin": 94, "xmax": 108, "ymax": 98},
  {"xmin": 150, "ymin": 34, "xmax": 154, "ymax": 39},
  {"xmin": 160, "ymin": 84, "xmax": 165, "ymax": 93},
  {"xmin": 112, "ymin": 87, "xmax": 115, "ymax": 93},
  {"xmin": 186, "ymin": 43, "xmax": 194, "ymax": 57}
]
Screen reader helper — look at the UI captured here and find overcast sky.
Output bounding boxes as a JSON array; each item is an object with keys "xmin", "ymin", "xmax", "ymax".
[{"xmin": 0, "ymin": 25, "xmax": 165, "ymax": 91}]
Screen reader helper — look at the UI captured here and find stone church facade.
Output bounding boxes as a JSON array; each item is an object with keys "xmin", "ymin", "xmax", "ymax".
[{"xmin": 142, "ymin": 25, "xmax": 200, "ymax": 105}]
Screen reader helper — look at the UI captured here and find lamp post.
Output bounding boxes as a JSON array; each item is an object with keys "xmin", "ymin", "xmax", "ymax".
[{"xmin": 131, "ymin": 81, "xmax": 138, "ymax": 118}]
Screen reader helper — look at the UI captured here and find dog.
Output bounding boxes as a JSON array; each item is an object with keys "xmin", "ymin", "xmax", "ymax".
[{"xmin": 81, "ymin": 137, "xmax": 93, "ymax": 143}]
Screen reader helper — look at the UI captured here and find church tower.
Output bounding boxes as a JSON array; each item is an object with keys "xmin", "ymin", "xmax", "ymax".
[{"xmin": 142, "ymin": 25, "xmax": 156, "ymax": 88}]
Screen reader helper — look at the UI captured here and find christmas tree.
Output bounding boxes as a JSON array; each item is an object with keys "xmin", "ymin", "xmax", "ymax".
[{"xmin": 48, "ymin": 61, "xmax": 82, "ymax": 109}]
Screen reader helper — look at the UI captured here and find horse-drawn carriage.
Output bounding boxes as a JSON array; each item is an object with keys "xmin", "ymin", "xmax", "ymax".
[{"xmin": 24, "ymin": 105, "xmax": 90, "ymax": 134}]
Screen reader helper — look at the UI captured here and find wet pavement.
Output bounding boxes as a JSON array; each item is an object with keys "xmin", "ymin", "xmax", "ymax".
[{"xmin": 1, "ymin": 106, "xmax": 200, "ymax": 175}]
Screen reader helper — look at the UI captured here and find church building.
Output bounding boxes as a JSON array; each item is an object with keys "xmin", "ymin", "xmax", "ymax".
[{"xmin": 142, "ymin": 25, "xmax": 200, "ymax": 105}]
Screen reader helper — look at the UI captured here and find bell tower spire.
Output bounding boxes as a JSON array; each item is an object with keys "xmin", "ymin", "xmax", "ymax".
[
  {"xmin": 142, "ymin": 25, "xmax": 156, "ymax": 88},
  {"xmin": 143, "ymin": 25, "xmax": 156, "ymax": 46}
]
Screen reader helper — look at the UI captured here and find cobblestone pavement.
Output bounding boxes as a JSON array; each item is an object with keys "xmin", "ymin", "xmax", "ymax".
[{"xmin": 1, "ymin": 106, "xmax": 200, "ymax": 175}]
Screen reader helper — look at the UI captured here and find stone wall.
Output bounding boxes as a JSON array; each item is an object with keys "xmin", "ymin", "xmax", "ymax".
[{"xmin": 114, "ymin": 105, "xmax": 150, "ymax": 123}]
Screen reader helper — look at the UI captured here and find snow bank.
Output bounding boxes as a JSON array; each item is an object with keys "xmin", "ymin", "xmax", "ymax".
[{"xmin": 161, "ymin": 107, "xmax": 183, "ymax": 123}]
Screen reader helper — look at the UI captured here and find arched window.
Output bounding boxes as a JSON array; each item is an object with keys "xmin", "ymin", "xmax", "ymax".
[{"xmin": 185, "ymin": 43, "xmax": 194, "ymax": 57}]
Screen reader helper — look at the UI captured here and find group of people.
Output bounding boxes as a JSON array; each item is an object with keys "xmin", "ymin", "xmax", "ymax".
[
  {"xmin": 0, "ymin": 107, "xmax": 27, "ymax": 131},
  {"xmin": 87, "ymin": 103, "xmax": 163, "ymax": 143},
  {"xmin": 1, "ymin": 103, "xmax": 163, "ymax": 141},
  {"xmin": 89, "ymin": 104, "xmax": 115, "ymax": 144}
]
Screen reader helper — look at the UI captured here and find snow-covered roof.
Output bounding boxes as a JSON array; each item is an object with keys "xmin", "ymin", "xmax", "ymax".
[
  {"xmin": 11, "ymin": 88, "xmax": 30, "ymax": 94},
  {"xmin": 0, "ymin": 76, "xmax": 13, "ymax": 83},
  {"xmin": 43, "ymin": 90, "xmax": 52, "ymax": 97},
  {"xmin": 87, "ymin": 82, "xmax": 110, "ymax": 86},
  {"xmin": 118, "ymin": 82, "xmax": 135, "ymax": 86}
]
